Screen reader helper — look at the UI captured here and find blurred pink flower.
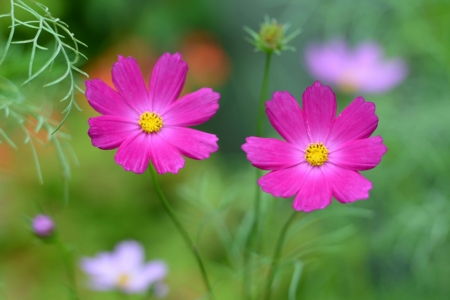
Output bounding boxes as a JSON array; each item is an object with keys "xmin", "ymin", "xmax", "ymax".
[
  {"xmin": 242, "ymin": 81, "xmax": 387, "ymax": 212},
  {"xmin": 86, "ymin": 53, "xmax": 220, "ymax": 174},
  {"xmin": 305, "ymin": 40, "xmax": 407, "ymax": 94},
  {"xmin": 32, "ymin": 214, "xmax": 54, "ymax": 237},
  {"xmin": 80, "ymin": 240, "xmax": 168, "ymax": 295}
]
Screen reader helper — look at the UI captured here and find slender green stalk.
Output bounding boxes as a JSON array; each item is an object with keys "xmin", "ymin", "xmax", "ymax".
[
  {"xmin": 149, "ymin": 165, "xmax": 215, "ymax": 300},
  {"xmin": 55, "ymin": 236, "xmax": 79, "ymax": 300},
  {"xmin": 256, "ymin": 53, "xmax": 273, "ymax": 137},
  {"xmin": 254, "ymin": 52, "xmax": 273, "ymax": 238},
  {"xmin": 263, "ymin": 211, "xmax": 297, "ymax": 300},
  {"xmin": 244, "ymin": 52, "xmax": 273, "ymax": 300}
]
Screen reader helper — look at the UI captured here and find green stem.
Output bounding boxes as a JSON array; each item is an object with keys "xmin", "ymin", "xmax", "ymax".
[
  {"xmin": 255, "ymin": 52, "xmax": 273, "ymax": 240},
  {"xmin": 256, "ymin": 53, "xmax": 273, "ymax": 137},
  {"xmin": 149, "ymin": 165, "xmax": 215, "ymax": 300},
  {"xmin": 263, "ymin": 211, "xmax": 297, "ymax": 300},
  {"xmin": 244, "ymin": 52, "xmax": 273, "ymax": 300},
  {"xmin": 55, "ymin": 236, "xmax": 79, "ymax": 300}
]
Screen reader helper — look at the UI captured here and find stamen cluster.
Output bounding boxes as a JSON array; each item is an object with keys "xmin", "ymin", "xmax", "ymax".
[
  {"xmin": 139, "ymin": 112, "xmax": 164, "ymax": 133},
  {"xmin": 304, "ymin": 142, "xmax": 329, "ymax": 166}
]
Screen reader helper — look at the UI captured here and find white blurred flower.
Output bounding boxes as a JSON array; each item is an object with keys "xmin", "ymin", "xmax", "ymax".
[
  {"xmin": 305, "ymin": 39, "xmax": 408, "ymax": 94},
  {"xmin": 80, "ymin": 240, "xmax": 168, "ymax": 295}
]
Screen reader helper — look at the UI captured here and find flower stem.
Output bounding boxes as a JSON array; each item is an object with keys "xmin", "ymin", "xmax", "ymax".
[
  {"xmin": 55, "ymin": 236, "xmax": 79, "ymax": 300},
  {"xmin": 244, "ymin": 52, "xmax": 273, "ymax": 300},
  {"xmin": 263, "ymin": 210, "xmax": 297, "ymax": 300},
  {"xmin": 256, "ymin": 53, "xmax": 273, "ymax": 137},
  {"xmin": 255, "ymin": 52, "xmax": 273, "ymax": 239},
  {"xmin": 149, "ymin": 165, "xmax": 215, "ymax": 300}
]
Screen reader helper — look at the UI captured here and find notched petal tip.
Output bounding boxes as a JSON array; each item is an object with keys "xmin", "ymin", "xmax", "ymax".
[
  {"xmin": 242, "ymin": 136, "xmax": 256, "ymax": 148},
  {"xmin": 352, "ymin": 96, "xmax": 376, "ymax": 110},
  {"xmin": 269, "ymin": 90, "xmax": 293, "ymax": 103},
  {"xmin": 114, "ymin": 55, "xmax": 138, "ymax": 67},
  {"xmin": 373, "ymin": 136, "xmax": 388, "ymax": 154},
  {"xmin": 114, "ymin": 156, "xmax": 148, "ymax": 174},
  {"xmin": 153, "ymin": 160, "xmax": 185, "ymax": 175},
  {"xmin": 292, "ymin": 201, "xmax": 329, "ymax": 212},
  {"xmin": 307, "ymin": 80, "xmax": 334, "ymax": 94},
  {"xmin": 160, "ymin": 52, "xmax": 188, "ymax": 67},
  {"xmin": 84, "ymin": 79, "xmax": 109, "ymax": 102}
]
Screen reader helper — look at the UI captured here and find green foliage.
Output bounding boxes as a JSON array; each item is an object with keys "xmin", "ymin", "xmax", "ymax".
[
  {"xmin": 0, "ymin": 0, "xmax": 87, "ymax": 133},
  {"xmin": 0, "ymin": 76, "xmax": 76, "ymax": 185},
  {"xmin": 0, "ymin": 0, "xmax": 86, "ymax": 186}
]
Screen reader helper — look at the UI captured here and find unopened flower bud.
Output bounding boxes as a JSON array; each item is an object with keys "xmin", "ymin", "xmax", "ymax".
[
  {"xmin": 32, "ymin": 214, "xmax": 54, "ymax": 237},
  {"xmin": 244, "ymin": 16, "xmax": 301, "ymax": 54}
]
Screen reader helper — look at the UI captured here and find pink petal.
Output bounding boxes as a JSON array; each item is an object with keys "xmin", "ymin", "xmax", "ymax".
[
  {"xmin": 162, "ymin": 88, "xmax": 219, "ymax": 126},
  {"xmin": 114, "ymin": 240, "xmax": 145, "ymax": 273},
  {"xmin": 329, "ymin": 136, "xmax": 387, "ymax": 171},
  {"xmin": 85, "ymin": 79, "xmax": 138, "ymax": 118},
  {"xmin": 258, "ymin": 163, "xmax": 310, "ymax": 198},
  {"xmin": 326, "ymin": 164, "xmax": 372, "ymax": 203},
  {"xmin": 88, "ymin": 279, "xmax": 116, "ymax": 291},
  {"xmin": 302, "ymin": 81, "xmax": 336, "ymax": 142},
  {"xmin": 140, "ymin": 261, "xmax": 167, "ymax": 283},
  {"xmin": 292, "ymin": 167, "xmax": 332, "ymax": 212},
  {"xmin": 80, "ymin": 254, "xmax": 119, "ymax": 288},
  {"xmin": 114, "ymin": 133, "xmax": 151, "ymax": 174},
  {"xmin": 88, "ymin": 116, "xmax": 141, "ymax": 150},
  {"xmin": 149, "ymin": 134, "xmax": 185, "ymax": 174},
  {"xmin": 80, "ymin": 253, "xmax": 116, "ymax": 277},
  {"xmin": 242, "ymin": 137, "xmax": 303, "ymax": 170},
  {"xmin": 112, "ymin": 56, "xmax": 150, "ymax": 113},
  {"xmin": 161, "ymin": 127, "xmax": 218, "ymax": 160},
  {"xmin": 353, "ymin": 42, "xmax": 383, "ymax": 66},
  {"xmin": 304, "ymin": 39, "xmax": 348, "ymax": 84},
  {"xmin": 266, "ymin": 91, "xmax": 310, "ymax": 148},
  {"xmin": 126, "ymin": 261, "xmax": 168, "ymax": 293},
  {"xmin": 149, "ymin": 53, "xmax": 188, "ymax": 112},
  {"xmin": 327, "ymin": 97, "xmax": 378, "ymax": 148},
  {"xmin": 359, "ymin": 59, "xmax": 408, "ymax": 93}
]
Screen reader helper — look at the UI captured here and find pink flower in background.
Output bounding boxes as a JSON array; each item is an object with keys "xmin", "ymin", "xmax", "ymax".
[
  {"xmin": 242, "ymin": 81, "xmax": 387, "ymax": 212},
  {"xmin": 80, "ymin": 240, "xmax": 168, "ymax": 296},
  {"xmin": 305, "ymin": 40, "xmax": 407, "ymax": 94},
  {"xmin": 32, "ymin": 214, "xmax": 54, "ymax": 237},
  {"xmin": 86, "ymin": 53, "xmax": 219, "ymax": 174}
]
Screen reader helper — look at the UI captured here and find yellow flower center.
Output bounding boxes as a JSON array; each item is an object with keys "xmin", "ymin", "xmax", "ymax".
[
  {"xmin": 338, "ymin": 80, "xmax": 359, "ymax": 94},
  {"xmin": 304, "ymin": 142, "xmax": 329, "ymax": 167},
  {"xmin": 117, "ymin": 273, "xmax": 129, "ymax": 288},
  {"xmin": 139, "ymin": 111, "xmax": 163, "ymax": 133},
  {"xmin": 337, "ymin": 72, "xmax": 359, "ymax": 94}
]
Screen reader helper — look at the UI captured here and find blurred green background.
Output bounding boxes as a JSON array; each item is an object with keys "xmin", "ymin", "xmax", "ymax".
[{"xmin": 1, "ymin": 0, "xmax": 450, "ymax": 299}]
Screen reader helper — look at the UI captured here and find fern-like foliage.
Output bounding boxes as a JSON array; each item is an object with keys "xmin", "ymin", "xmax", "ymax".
[
  {"xmin": 0, "ymin": 0, "xmax": 87, "ymax": 191},
  {"xmin": 0, "ymin": 76, "xmax": 76, "ymax": 187},
  {"xmin": 0, "ymin": 0, "xmax": 88, "ymax": 133}
]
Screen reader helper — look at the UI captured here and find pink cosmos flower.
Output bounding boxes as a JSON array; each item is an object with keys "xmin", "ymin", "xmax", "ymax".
[
  {"xmin": 80, "ymin": 240, "xmax": 168, "ymax": 295},
  {"xmin": 305, "ymin": 39, "xmax": 407, "ymax": 94},
  {"xmin": 242, "ymin": 81, "xmax": 387, "ymax": 212},
  {"xmin": 86, "ymin": 53, "xmax": 220, "ymax": 174}
]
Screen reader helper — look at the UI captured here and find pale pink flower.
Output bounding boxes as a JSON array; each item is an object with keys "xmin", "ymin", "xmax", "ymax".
[
  {"xmin": 80, "ymin": 240, "xmax": 168, "ymax": 295},
  {"xmin": 32, "ymin": 214, "xmax": 54, "ymax": 237},
  {"xmin": 305, "ymin": 40, "xmax": 407, "ymax": 94},
  {"xmin": 242, "ymin": 81, "xmax": 387, "ymax": 212},
  {"xmin": 86, "ymin": 53, "xmax": 219, "ymax": 174}
]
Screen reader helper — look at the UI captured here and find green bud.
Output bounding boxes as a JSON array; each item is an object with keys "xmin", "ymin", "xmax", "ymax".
[{"xmin": 244, "ymin": 16, "xmax": 301, "ymax": 55}]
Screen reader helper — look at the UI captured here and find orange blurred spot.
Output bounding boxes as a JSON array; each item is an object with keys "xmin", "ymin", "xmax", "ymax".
[
  {"xmin": 0, "ymin": 144, "xmax": 15, "ymax": 172},
  {"xmin": 82, "ymin": 37, "xmax": 157, "ymax": 113},
  {"xmin": 181, "ymin": 31, "xmax": 231, "ymax": 93}
]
